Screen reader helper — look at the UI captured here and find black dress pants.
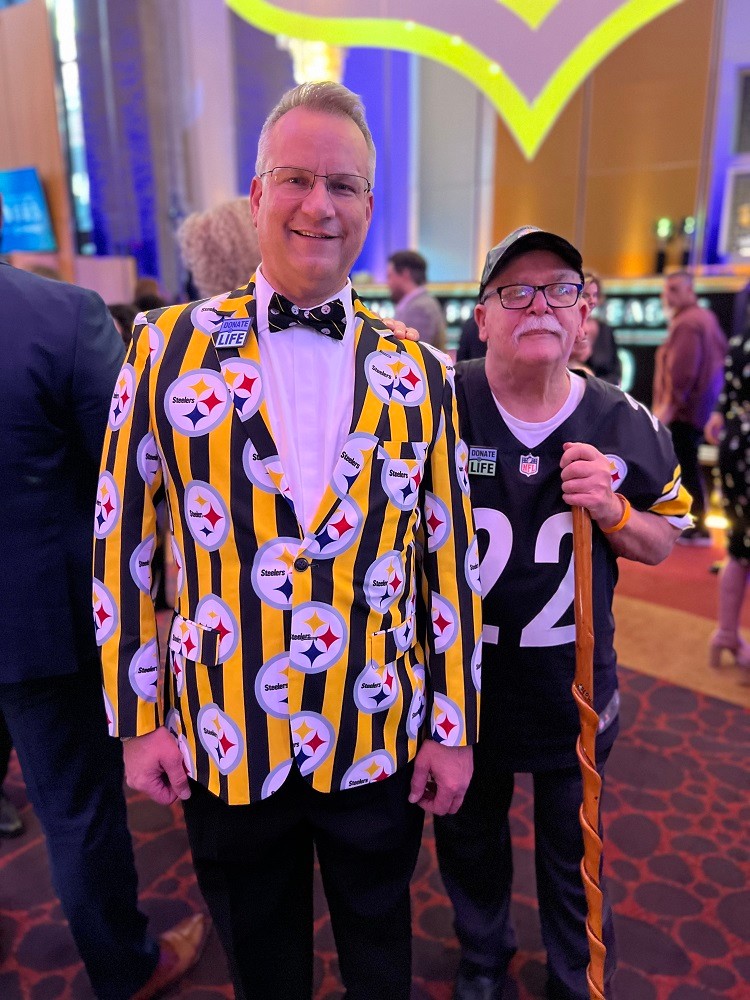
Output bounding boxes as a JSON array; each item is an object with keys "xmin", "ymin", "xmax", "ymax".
[{"xmin": 183, "ymin": 763, "xmax": 424, "ymax": 1000}]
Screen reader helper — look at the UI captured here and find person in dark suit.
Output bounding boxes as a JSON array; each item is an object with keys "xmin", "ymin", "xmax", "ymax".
[{"xmin": 0, "ymin": 253, "xmax": 207, "ymax": 999}]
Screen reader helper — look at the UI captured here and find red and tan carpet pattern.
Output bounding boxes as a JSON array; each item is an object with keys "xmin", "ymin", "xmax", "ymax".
[{"xmin": 0, "ymin": 666, "xmax": 748, "ymax": 999}]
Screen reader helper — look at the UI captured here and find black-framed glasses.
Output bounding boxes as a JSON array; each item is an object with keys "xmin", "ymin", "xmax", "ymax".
[
  {"xmin": 481, "ymin": 282, "xmax": 584, "ymax": 309},
  {"xmin": 259, "ymin": 166, "xmax": 372, "ymax": 199}
]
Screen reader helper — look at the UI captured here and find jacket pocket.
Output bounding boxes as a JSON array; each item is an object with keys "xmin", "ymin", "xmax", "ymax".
[
  {"xmin": 168, "ymin": 613, "xmax": 223, "ymax": 667},
  {"xmin": 369, "ymin": 614, "xmax": 416, "ymax": 666}
]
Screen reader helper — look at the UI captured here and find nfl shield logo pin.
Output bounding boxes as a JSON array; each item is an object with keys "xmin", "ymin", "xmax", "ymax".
[{"xmin": 519, "ymin": 453, "xmax": 539, "ymax": 477}]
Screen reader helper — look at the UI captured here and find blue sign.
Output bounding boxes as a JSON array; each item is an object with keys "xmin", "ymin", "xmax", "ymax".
[{"xmin": 0, "ymin": 167, "xmax": 57, "ymax": 253}]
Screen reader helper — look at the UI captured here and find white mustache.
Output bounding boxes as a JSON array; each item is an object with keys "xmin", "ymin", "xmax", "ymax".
[{"xmin": 511, "ymin": 314, "xmax": 567, "ymax": 346}]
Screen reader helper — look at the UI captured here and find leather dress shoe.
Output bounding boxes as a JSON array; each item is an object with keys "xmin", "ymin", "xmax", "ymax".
[
  {"xmin": 454, "ymin": 961, "xmax": 507, "ymax": 1000},
  {"xmin": 131, "ymin": 912, "xmax": 210, "ymax": 1000}
]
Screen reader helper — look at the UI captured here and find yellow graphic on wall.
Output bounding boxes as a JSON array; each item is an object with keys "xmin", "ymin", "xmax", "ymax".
[{"xmin": 228, "ymin": 0, "xmax": 685, "ymax": 159}]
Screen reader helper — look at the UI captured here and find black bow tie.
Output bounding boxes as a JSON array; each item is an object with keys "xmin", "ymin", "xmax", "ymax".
[{"xmin": 267, "ymin": 292, "xmax": 347, "ymax": 340}]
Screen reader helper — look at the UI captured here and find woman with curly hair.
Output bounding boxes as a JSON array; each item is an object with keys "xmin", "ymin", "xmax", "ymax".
[{"xmin": 176, "ymin": 197, "xmax": 261, "ymax": 297}]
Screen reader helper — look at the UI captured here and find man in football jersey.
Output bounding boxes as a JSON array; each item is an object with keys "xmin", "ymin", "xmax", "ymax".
[{"xmin": 434, "ymin": 226, "xmax": 692, "ymax": 1000}]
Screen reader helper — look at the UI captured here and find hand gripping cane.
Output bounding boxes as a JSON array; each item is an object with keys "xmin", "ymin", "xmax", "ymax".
[{"xmin": 571, "ymin": 506, "xmax": 607, "ymax": 1000}]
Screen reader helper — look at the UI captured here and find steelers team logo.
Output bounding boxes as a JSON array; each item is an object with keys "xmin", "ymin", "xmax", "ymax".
[
  {"xmin": 353, "ymin": 659, "xmax": 400, "ymax": 713},
  {"xmin": 605, "ymin": 454, "xmax": 628, "ymax": 491},
  {"xmin": 170, "ymin": 536, "xmax": 185, "ymax": 596},
  {"xmin": 169, "ymin": 614, "xmax": 200, "ymax": 662},
  {"xmin": 165, "ymin": 708, "xmax": 196, "ymax": 779},
  {"xmin": 94, "ymin": 471, "xmax": 120, "ymax": 538},
  {"xmin": 195, "ymin": 595, "xmax": 240, "ymax": 663},
  {"xmin": 431, "ymin": 593, "xmax": 458, "ymax": 653},
  {"xmin": 136, "ymin": 432, "xmax": 162, "ymax": 486},
  {"xmin": 93, "ymin": 578, "xmax": 118, "ymax": 645},
  {"xmin": 406, "ymin": 664, "xmax": 427, "ymax": 739},
  {"xmin": 364, "ymin": 351, "xmax": 427, "ymax": 406},
  {"xmin": 471, "ymin": 636, "xmax": 482, "ymax": 692},
  {"xmin": 197, "ymin": 703, "xmax": 244, "ymax": 775},
  {"xmin": 102, "ymin": 686, "xmax": 115, "ymax": 737},
  {"xmin": 255, "ymin": 652, "xmax": 291, "ymax": 719},
  {"xmin": 379, "ymin": 443, "xmax": 427, "ymax": 511},
  {"xmin": 263, "ymin": 458, "xmax": 295, "ymax": 509},
  {"xmin": 331, "ymin": 433, "xmax": 378, "ymax": 496},
  {"xmin": 424, "ymin": 492, "xmax": 452, "ymax": 552},
  {"xmin": 464, "ymin": 535, "xmax": 482, "ymax": 595},
  {"xmin": 108, "ymin": 364, "xmax": 136, "ymax": 430},
  {"xmin": 291, "ymin": 711, "xmax": 335, "ymax": 775},
  {"xmin": 129, "ymin": 534, "xmax": 156, "ymax": 594},
  {"xmin": 431, "ymin": 693, "xmax": 464, "ymax": 746},
  {"xmin": 393, "ymin": 612, "xmax": 415, "ymax": 653},
  {"xmin": 128, "ymin": 639, "xmax": 159, "ymax": 703},
  {"xmin": 251, "ymin": 537, "xmax": 301, "ymax": 609},
  {"xmin": 165, "ymin": 369, "xmax": 230, "ymax": 437},
  {"xmin": 221, "ymin": 358, "xmax": 263, "ymax": 422},
  {"xmin": 147, "ymin": 322, "xmax": 165, "ymax": 365},
  {"xmin": 191, "ymin": 293, "xmax": 232, "ymax": 335},
  {"xmin": 364, "ymin": 551, "xmax": 406, "ymax": 613},
  {"xmin": 184, "ymin": 481, "xmax": 230, "ymax": 551},
  {"xmin": 261, "ymin": 758, "xmax": 293, "ymax": 799},
  {"xmin": 170, "ymin": 650, "xmax": 186, "ymax": 697},
  {"xmin": 307, "ymin": 497, "xmax": 363, "ymax": 558},
  {"xmin": 455, "ymin": 439, "xmax": 471, "ymax": 495},
  {"xmin": 242, "ymin": 439, "xmax": 276, "ymax": 492},
  {"xmin": 289, "ymin": 602, "xmax": 348, "ymax": 673},
  {"xmin": 341, "ymin": 751, "xmax": 395, "ymax": 790}
]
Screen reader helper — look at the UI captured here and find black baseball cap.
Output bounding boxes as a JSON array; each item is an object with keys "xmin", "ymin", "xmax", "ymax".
[{"xmin": 479, "ymin": 226, "xmax": 584, "ymax": 300}]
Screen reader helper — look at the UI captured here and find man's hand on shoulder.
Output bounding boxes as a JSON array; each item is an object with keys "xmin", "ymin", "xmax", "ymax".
[
  {"xmin": 382, "ymin": 317, "xmax": 420, "ymax": 341},
  {"xmin": 408, "ymin": 740, "xmax": 473, "ymax": 815},
  {"xmin": 122, "ymin": 727, "xmax": 191, "ymax": 805}
]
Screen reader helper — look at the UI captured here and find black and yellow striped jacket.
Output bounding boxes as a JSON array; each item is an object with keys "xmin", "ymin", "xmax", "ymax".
[{"xmin": 94, "ymin": 278, "xmax": 481, "ymax": 805}]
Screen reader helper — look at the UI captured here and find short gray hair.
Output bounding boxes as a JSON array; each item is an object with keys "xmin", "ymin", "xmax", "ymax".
[{"xmin": 255, "ymin": 82, "xmax": 376, "ymax": 185}]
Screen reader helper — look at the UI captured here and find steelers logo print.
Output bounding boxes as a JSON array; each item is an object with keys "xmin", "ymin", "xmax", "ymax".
[
  {"xmin": 242, "ymin": 439, "xmax": 276, "ymax": 492},
  {"xmin": 364, "ymin": 551, "xmax": 406, "ymax": 613},
  {"xmin": 251, "ymin": 537, "xmax": 301, "ymax": 609},
  {"xmin": 93, "ymin": 578, "xmax": 118, "ymax": 646},
  {"xmin": 197, "ymin": 703, "xmax": 244, "ymax": 775},
  {"xmin": 170, "ymin": 650, "xmax": 186, "ymax": 697},
  {"xmin": 165, "ymin": 369, "xmax": 230, "ymax": 437},
  {"xmin": 170, "ymin": 536, "xmax": 185, "ymax": 596},
  {"xmin": 455, "ymin": 439, "xmax": 471, "ymax": 495},
  {"xmin": 291, "ymin": 711, "xmax": 335, "ymax": 776},
  {"xmin": 431, "ymin": 693, "xmax": 464, "ymax": 746},
  {"xmin": 165, "ymin": 709, "xmax": 195, "ymax": 780},
  {"xmin": 393, "ymin": 613, "xmax": 415, "ymax": 653},
  {"xmin": 168, "ymin": 614, "xmax": 200, "ymax": 661},
  {"xmin": 184, "ymin": 481, "xmax": 230, "ymax": 551},
  {"xmin": 605, "ymin": 454, "xmax": 628, "ymax": 491},
  {"xmin": 102, "ymin": 686, "xmax": 115, "ymax": 737},
  {"xmin": 190, "ymin": 293, "xmax": 231, "ymax": 335},
  {"xmin": 364, "ymin": 351, "xmax": 427, "ymax": 407},
  {"xmin": 108, "ymin": 364, "xmax": 136, "ymax": 431},
  {"xmin": 195, "ymin": 595, "xmax": 240, "ymax": 662},
  {"xmin": 261, "ymin": 758, "xmax": 292, "ymax": 800},
  {"xmin": 263, "ymin": 458, "xmax": 295, "ymax": 508},
  {"xmin": 136, "ymin": 432, "xmax": 162, "ymax": 486},
  {"xmin": 147, "ymin": 322, "xmax": 165, "ymax": 365},
  {"xmin": 221, "ymin": 358, "xmax": 263, "ymax": 422},
  {"xmin": 340, "ymin": 751, "xmax": 395, "ymax": 790},
  {"xmin": 94, "ymin": 471, "xmax": 120, "ymax": 538},
  {"xmin": 431, "ymin": 593, "xmax": 458, "ymax": 653},
  {"xmin": 255, "ymin": 652, "xmax": 291, "ymax": 719},
  {"xmin": 464, "ymin": 534, "xmax": 482, "ymax": 595},
  {"xmin": 379, "ymin": 444, "xmax": 427, "ymax": 511},
  {"xmin": 128, "ymin": 639, "xmax": 159, "ymax": 703},
  {"xmin": 424, "ymin": 492, "xmax": 452, "ymax": 552},
  {"xmin": 307, "ymin": 497, "xmax": 363, "ymax": 558},
  {"xmin": 353, "ymin": 659, "xmax": 400, "ymax": 713},
  {"xmin": 406, "ymin": 664, "xmax": 427, "ymax": 739},
  {"xmin": 331, "ymin": 432, "xmax": 378, "ymax": 497},
  {"xmin": 289, "ymin": 602, "xmax": 348, "ymax": 674},
  {"xmin": 129, "ymin": 534, "xmax": 156, "ymax": 594},
  {"xmin": 471, "ymin": 636, "xmax": 482, "ymax": 692}
]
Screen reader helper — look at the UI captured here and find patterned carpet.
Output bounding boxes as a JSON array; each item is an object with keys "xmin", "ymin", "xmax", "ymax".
[{"xmin": 1, "ymin": 663, "xmax": 748, "ymax": 1000}]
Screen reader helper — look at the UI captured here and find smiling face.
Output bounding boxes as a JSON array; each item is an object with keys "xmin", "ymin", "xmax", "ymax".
[{"xmin": 250, "ymin": 107, "xmax": 373, "ymax": 307}]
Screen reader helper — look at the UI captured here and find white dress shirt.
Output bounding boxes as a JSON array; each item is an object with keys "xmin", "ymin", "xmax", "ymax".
[{"xmin": 254, "ymin": 266, "xmax": 356, "ymax": 532}]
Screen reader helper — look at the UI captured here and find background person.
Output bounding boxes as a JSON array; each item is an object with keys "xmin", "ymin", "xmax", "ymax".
[
  {"xmin": 581, "ymin": 271, "xmax": 621, "ymax": 385},
  {"xmin": 387, "ymin": 248, "xmax": 447, "ymax": 350},
  {"xmin": 176, "ymin": 196, "xmax": 262, "ymax": 298},
  {"xmin": 434, "ymin": 226, "xmax": 691, "ymax": 1000},
  {"xmin": 96, "ymin": 82, "xmax": 481, "ymax": 1000}
]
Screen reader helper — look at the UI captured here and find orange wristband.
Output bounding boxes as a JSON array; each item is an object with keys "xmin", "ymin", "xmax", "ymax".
[{"xmin": 601, "ymin": 493, "xmax": 631, "ymax": 534}]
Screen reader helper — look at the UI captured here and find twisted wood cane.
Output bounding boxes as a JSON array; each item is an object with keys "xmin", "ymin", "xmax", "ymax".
[{"xmin": 571, "ymin": 506, "xmax": 607, "ymax": 1000}]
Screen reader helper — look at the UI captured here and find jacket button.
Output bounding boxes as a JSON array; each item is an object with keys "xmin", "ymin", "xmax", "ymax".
[{"xmin": 294, "ymin": 557, "xmax": 310, "ymax": 572}]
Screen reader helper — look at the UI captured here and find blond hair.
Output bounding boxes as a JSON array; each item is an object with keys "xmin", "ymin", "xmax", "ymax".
[{"xmin": 176, "ymin": 198, "xmax": 261, "ymax": 297}]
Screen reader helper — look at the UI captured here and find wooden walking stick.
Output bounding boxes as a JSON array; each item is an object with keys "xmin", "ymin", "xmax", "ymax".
[{"xmin": 571, "ymin": 506, "xmax": 607, "ymax": 1000}]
